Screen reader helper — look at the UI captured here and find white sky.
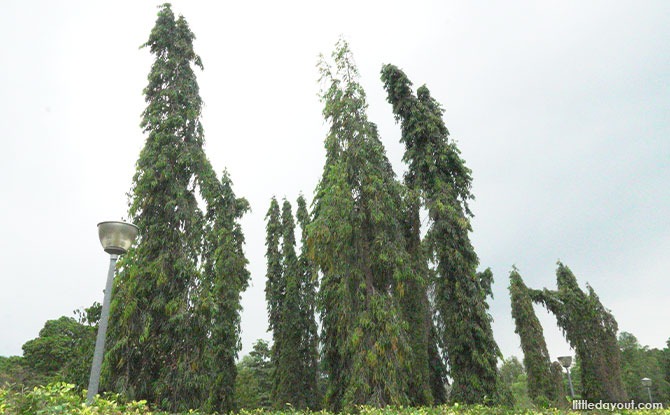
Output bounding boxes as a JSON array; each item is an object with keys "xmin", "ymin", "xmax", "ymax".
[{"xmin": 1, "ymin": 1, "xmax": 669, "ymax": 364}]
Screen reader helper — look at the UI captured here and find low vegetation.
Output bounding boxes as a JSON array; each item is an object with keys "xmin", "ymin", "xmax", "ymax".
[{"xmin": 2, "ymin": 383, "xmax": 669, "ymax": 415}]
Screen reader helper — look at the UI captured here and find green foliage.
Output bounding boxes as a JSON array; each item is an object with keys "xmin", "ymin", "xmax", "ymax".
[
  {"xmin": 398, "ymin": 188, "xmax": 437, "ymax": 406},
  {"xmin": 296, "ymin": 194, "xmax": 321, "ymax": 408},
  {"xmin": 0, "ymin": 382, "xmax": 154, "ymax": 415},
  {"xmin": 663, "ymin": 339, "xmax": 670, "ymax": 399},
  {"xmin": 197, "ymin": 167, "xmax": 250, "ymax": 414},
  {"xmin": 309, "ymin": 40, "xmax": 418, "ymax": 410},
  {"xmin": 265, "ymin": 198, "xmax": 318, "ymax": 409},
  {"xmin": 0, "ymin": 303, "xmax": 99, "ymax": 390},
  {"xmin": 236, "ymin": 340, "xmax": 273, "ymax": 410},
  {"xmin": 499, "ymin": 357, "xmax": 524, "ymax": 387},
  {"xmin": 381, "ymin": 64, "xmax": 504, "ymax": 404},
  {"xmin": 275, "ymin": 198, "xmax": 302, "ymax": 408},
  {"xmin": 528, "ymin": 263, "xmax": 626, "ymax": 402},
  {"xmin": 619, "ymin": 332, "xmax": 670, "ymax": 403},
  {"xmin": 3, "ymin": 383, "xmax": 670, "ymax": 415},
  {"xmin": 265, "ymin": 197, "xmax": 283, "ymax": 340},
  {"xmin": 0, "ymin": 356, "xmax": 34, "ymax": 389},
  {"xmin": 549, "ymin": 361, "xmax": 569, "ymax": 408},
  {"xmin": 21, "ymin": 313, "xmax": 95, "ymax": 389},
  {"xmin": 509, "ymin": 269, "xmax": 558, "ymax": 405},
  {"xmin": 104, "ymin": 4, "xmax": 248, "ymax": 413},
  {"xmin": 499, "ymin": 357, "xmax": 526, "ymax": 407}
]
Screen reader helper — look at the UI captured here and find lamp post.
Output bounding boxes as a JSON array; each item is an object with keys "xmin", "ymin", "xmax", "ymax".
[
  {"xmin": 86, "ymin": 221, "xmax": 139, "ymax": 404},
  {"xmin": 642, "ymin": 377, "xmax": 653, "ymax": 404},
  {"xmin": 558, "ymin": 355, "xmax": 575, "ymax": 399}
]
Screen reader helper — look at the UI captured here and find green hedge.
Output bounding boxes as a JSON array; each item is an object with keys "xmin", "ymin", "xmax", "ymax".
[{"xmin": 1, "ymin": 383, "xmax": 668, "ymax": 415}]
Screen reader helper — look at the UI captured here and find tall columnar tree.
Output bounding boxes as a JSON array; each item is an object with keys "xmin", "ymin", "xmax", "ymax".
[
  {"xmin": 399, "ymin": 188, "xmax": 437, "ymax": 405},
  {"xmin": 265, "ymin": 196, "xmax": 283, "ymax": 353},
  {"xmin": 105, "ymin": 5, "xmax": 248, "ymax": 413},
  {"xmin": 274, "ymin": 199, "xmax": 305, "ymax": 407},
  {"xmin": 264, "ymin": 198, "xmax": 318, "ymax": 409},
  {"xmin": 198, "ymin": 165, "xmax": 250, "ymax": 413},
  {"xmin": 296, "ymin": 194, "xmax": 320, "ymax": 409},
  {"xmin": 309, "ymin": 40, "xmax": 418, "ymax": 410},
  {"xmin": 264, "ymin": 196, "xmax": 283, "ymax": 399},
  {"xmin": 528, "ymin": 263, "xmax": 626, "ymax": 402},
  {"xmin": 509, "ymin": 268, "xmax": 557, "ymax": 405},
  {"xmin": 381, "ymin": 64, "xmax": 504, "ymax": 404}
]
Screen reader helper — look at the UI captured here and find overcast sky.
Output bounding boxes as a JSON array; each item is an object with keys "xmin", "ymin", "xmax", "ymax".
[{"xmin": 1, "ymin": 1, "xmax": 668, "ymax": 364}]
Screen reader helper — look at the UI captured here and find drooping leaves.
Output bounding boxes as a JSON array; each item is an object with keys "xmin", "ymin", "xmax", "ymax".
[
  {"xmin": 309, "ymin": 40, "xmax": 418, "ymax": 411},
  {"xmin": 528, "ymin": 263, "xmax": 627, "ymax": 402},
  {"xmin": 104, "ymin": 5, "xmax": 248, "ymax": 413},
  {"xmin": 381, "ymin": 64, "xmax": 505, "ymax": 404},
  {"xmin": 509, "ymin": 268, "xmax": 558, "ymax": 405}
]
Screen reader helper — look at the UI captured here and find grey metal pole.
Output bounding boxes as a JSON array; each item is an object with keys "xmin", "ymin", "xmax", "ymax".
[
  {"xmin": 86, "ymin": 254, "xmax": 118, "ymax": 404},
  {"xmin": 566, "ymin": 368, "xmax": 575, "ymax": 399},
  {"xmin": 647, "ymin": 386, "xmax": 653, "ymax": 404}
]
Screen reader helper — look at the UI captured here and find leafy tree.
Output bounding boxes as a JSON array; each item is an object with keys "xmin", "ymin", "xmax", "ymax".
[
  {"xmin": 265, "ymin": 197, "xmax": 318, "ymax": 409},
  {"xmin": 295, "ymin": 194, "xmax": 320, "ymax": 409},
  {"xmin": 235, "ymin": 339, "xmax": 273, "ymax": 410},
  {"xmin": 197, "ymin": 167, "xmax": 250, "ymax": 414},
  {"xmin": 21, "ymin": 312, "xmax": 95, "ymax": 389},
  {"xmin": 509, "ymin": 268, "xmax": 557, "ymax": 405},
  {"xmin": 381, "ymin": 64, "xmax": 504, "ymax": 404},
  {"xmin": 618, "ymin": 332, "xmax": 670, "ymax": 403},
  {"xmin": 274, "ymin": 199, "xmax": 307, "ymax": 408},
  {"xmin": 309, "ymin": 40, "xmax": 418, "ymax": 410},
  {"xmin": 428, "ymin": 319, "xmax": 449, "ymax": 404},
  {"xmin": 0, "ymin": 303, "xmax": 99, "ymax": 389},
  {"xmin": 499, "ymin": 356, "xmax": 524, "ymax": 386},
  {"xmin": 104, "ymin": 5, "xmax": 248, "ymax": 412},
  {"xmin": 499, "ymin": 356, "xmax": 533, "ymax": 409},
  {"xmin": 265, "ymin": 197, "xmax": 283, "ymax": 342},
  {"xmin": 398, "ymin": 187, "xmax": 437, "ymax": 406},
  {"xmin": 265, "ymin": 197, "xmax": 284, "ymax": 402},
  {"xmin": 0, "ymin": 356, "xmax": 33, "ymax": 389},
  {"xmin": 663, "ymin": 338, "xmax": 670, "ymax": 398},
  {"xmin": 528, "ymin": 263, "xmax": 626, "ymax": 401}
]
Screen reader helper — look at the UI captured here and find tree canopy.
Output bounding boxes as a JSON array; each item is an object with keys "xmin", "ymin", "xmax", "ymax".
[
  {"xmin": 103, "ymin": 4, "xmax": 249, "ymax": 413},
  {"xmin": 309, "ymin": 40, "xmax": 419, "ymax": 410},
  {"xmin": 381, "ymin": 63, "xmax": 505, "ymax": 404}
]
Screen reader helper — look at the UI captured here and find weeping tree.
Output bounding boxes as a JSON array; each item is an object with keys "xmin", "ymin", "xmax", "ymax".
[
  {"xmin": 104, "ymin": 5, "xmax": 248, "ymax": 413},
  {"xmin": 381, "ymin": 64, "xmax": 505, "ymax": 404},
  {"xmin": 296, "ymin": 194, "xmax": 320, "ymax": 409},
  {"xmin": 398, "ymin": 173, "xmax": 441, "ymax": 406},
  {"xmin": 509, "ymin": 268, "xmax": 558, "ymax": 405},
  {"xmin": 198, "ymin": 165, "xmax": 250, "ymax": 414},
  {"xmin": 308, "ymin": 40, "xmax": 419, "ymax": 411},
  {"xmin": 528, "ymin": 263, "xmax": 626, "ymax": 402},
  {"xmin": 265, "ymin": 197, "xmax": 319, "ymax": 409},
  {"xmin": 265, "ymin": 197, "xmax": 283, "ymax": 387}
]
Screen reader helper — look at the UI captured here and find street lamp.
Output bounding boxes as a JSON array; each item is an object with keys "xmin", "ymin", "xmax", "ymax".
[
  {"xmin": 642, "ymin": 377, "xmax": 653, "ymax": 404},
  {"xmin": 86, "ymin": 221, "xmax": 139, "ymax": 404},
  {"xmin": 558, "ymin": 356, "xmax": 575, "ymax": 399}
]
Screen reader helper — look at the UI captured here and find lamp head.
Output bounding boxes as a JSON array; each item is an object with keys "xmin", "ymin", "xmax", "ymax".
[
  {"xmin": 97, "ymin": 221, "xmax": 139, "ymax": 255},
  {"xmin": 557, "ymin": 356, "xmax": 572, "ymax": 369}
]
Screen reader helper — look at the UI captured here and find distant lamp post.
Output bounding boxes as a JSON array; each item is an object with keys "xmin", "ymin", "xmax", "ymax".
[
  {"xmin": 558, "ymin": 355, "xmax": 575, "ymax": 399},
  {"xmin": 642, "ymin": 377, "xmax": 653, "ymax": 403},
  {"xmin": 86, "ymin": 221, "xmax": 139, "ymax": 404}
]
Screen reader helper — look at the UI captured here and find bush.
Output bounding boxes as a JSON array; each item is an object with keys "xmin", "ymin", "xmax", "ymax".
[
  {"xmin": 0, "ymin": 382, "xmax": 153, "ymax": 415},
  {"xmin": 2, "ymin": 382, "xmax": 670, "ymax": 415}
]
